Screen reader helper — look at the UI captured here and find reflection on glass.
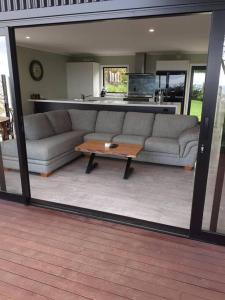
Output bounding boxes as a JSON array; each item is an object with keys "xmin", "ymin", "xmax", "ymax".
[
  {"xmin": 169, "ymin": 74, "xmax": 185, "ymax": 88},
  {"xmin": 0, "ymin": 36, "xmax": 22, "ymax": 194},
  {"xmin": 156, "ymin": 74, "xmax": 167, "ymax": 90}
]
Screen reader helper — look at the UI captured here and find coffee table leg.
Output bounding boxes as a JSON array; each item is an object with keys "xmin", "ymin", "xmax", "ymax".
[
  {"xmin": 86, "ymin": 153, "xmax": 98, "ymax": 174},
  {"xmin": 123, "ymin": 157, "xmax": 134, "ymax": 179}
]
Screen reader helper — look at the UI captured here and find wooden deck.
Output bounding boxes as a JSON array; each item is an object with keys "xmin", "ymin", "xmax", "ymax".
[{"xmin": 0, "ymin": 201, "xmax": 225, "ymax": 300}]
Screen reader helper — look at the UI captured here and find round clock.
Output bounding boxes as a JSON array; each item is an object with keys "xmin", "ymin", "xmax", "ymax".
[{"xmin": 29, "ymin": 60, "xmax": 44, "ymax": 81}]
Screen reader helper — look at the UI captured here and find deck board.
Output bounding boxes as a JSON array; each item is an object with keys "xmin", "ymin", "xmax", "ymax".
[{"xmin": 0, "ymin": 200, "xmax": 225, "ymax": 300}]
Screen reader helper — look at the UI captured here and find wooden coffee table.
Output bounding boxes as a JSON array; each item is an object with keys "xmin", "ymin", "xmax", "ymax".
[{"xmin": 75, "ymin": 140, "xmax": 143, "ymax": 179}]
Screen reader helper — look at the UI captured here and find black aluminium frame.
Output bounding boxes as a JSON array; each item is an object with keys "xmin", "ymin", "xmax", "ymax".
[
  {"xmin": 190, "ymin": 10, "xmax": 225, "ymax": 238},
  {"xmin": 1, "ymin": 0, "xmax": 225, "ymax": 245},
  {"xmin": 0, "ymin": 27, "xmax": 30, "ymax": 204}
]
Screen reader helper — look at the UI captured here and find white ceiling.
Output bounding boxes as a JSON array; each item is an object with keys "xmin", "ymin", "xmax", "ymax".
[{"xmin": 15, "ymin": 13, "xmax": 211, "ymax": 56}]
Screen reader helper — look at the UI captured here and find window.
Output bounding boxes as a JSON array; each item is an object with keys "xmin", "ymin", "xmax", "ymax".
[
  {"xmin": 103, "ymin": 67, "xmax": 128, "ymax": 94},
  {"xmin": 188, "ymin": 66, "xmax": 206, "ymax": 122}
]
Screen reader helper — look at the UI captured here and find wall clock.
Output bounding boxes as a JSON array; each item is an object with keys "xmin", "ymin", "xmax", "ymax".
[{"xmin": 29, "ymin": 60, "xmax": 44, "ymax": 81}]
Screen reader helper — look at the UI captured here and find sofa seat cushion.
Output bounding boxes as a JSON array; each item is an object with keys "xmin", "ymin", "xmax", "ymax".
[
  {"xmin": 24, "ymin": 113, "xmax": 55, "ymax": 140},
  {"xmin": 145, "ymin": 137, "xmax": 179, "ymax": 155},
  {"xmin": 45, "ymin": 110, "xmax": 72, "ymax": 134},
  {"xmin": 84, "ymin": 133, "xmax": 116, "ymax": 142},
  {"xmin": 95, "ymin": 111, "xmax": 125, "ymax": 134},
  {"xmin": 113, "ymin": 134, "xmax": 146, "ymax": 145},
  {"xmin": 69, "ymin": 109, "xmax": 98, "ymax": 132},
  {"xmin": 122, "ymin": 112, "xmax": 155, "ymax": 136},
  {"xmin": 152, "ymin": 114, "xmax": 198, "ymax": 139},
  {"xmin": 2, "ymin": 131, "xmax": 85, "ymax": 161},
  {"xmin": 1, "ymin": 140, "xmax": 19, "ymax": 159}
]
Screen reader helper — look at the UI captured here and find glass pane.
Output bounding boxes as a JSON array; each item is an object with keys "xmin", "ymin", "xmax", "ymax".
[
  {"xmin": 168, "ymin": 74, "xmax": 186, "ymax": 98},
  {"xmin": 15, "ymin": 13, "xmax": 211, "ymax": 230},
  {"xmin": 190, "ymin": 69, "xmax": 206, "ymax": 121},
  {"xmin": 0, "ymin": 36, "xmax": 22, "ymax": 194},
  {"xmin": 159, "ymin": 75, "xmax": 167, "ymax": 89},
  {"xmin": 169, "ymin": 74, "xmax": 185, "ymax": 88},
  {"xmin": 160, "ymin": 75, "xmax": 167, "ymax": 89},
  {"xmin": 202, "ymin": 36, "xmax": 225, "ymax": 233},
  {"xmin": 103, "ymin": 67, "xmax": 128, "ymax": 93}
]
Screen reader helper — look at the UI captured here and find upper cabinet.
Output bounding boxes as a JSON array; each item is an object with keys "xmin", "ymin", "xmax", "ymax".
[
  {"xmin": 67, "ymin": 62, "xmax": 100, "ymax": 99},
  {"xmin": 156, "ymin": 60, "xmax": 190, "ymax": 71}
]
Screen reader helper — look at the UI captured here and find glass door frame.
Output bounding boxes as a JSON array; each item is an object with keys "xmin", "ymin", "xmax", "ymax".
[
  {"xmin": 190, "ymin": 10, "xmax": 225, "ymax": 243},
  {"xmin": 0, "ymin": 27, "xmax": 30, "ymax": 204},
  {"xmin": 2, "ymin": 8, "xmax": 225, "ymax": 245}
]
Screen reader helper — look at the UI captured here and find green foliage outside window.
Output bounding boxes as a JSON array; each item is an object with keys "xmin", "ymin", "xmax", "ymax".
[{"xmin": 103, "ymin": 67, "xmax": 128, "ymax": 94}]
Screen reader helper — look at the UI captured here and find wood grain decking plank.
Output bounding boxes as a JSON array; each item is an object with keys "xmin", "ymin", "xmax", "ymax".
[
  {"xmin": 0, "ymin": 213, "xmax": 224, "ymax": 287},
  {"xmin": 0, "ymin": 201, "xmax": 224, "ymax": 260},
  {"xmin": 0, "ymin": 200, "xmax": 225, "ymax": 300}
]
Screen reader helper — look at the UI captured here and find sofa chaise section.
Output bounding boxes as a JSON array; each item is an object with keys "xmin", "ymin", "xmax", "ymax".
[
  {"xmin": 2, "ymin": 110, "xmax": 90, "ymax": 176},
  {"xmin": 2, "ymin": 130, "xmax": 85, "ymax": 175}
]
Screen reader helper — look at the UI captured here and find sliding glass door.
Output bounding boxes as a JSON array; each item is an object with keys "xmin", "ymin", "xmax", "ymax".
[
  {"xmin": 202, "ymin": 35, "xmax": 225, "ymax": 234},
  {"xmin": 1, "ymin": 8, "xmax": 225, "ymax": 244},
  {"xmin": 0, "ymin": 33, "xmax": 21, "ymax": 194},
  {"xmin": 0, "ymin": 28, "xmax": 30, "ymax": 200},
  {"xmin": 190, "ymin": 10, "xmax": 225, "ymax": 241}
]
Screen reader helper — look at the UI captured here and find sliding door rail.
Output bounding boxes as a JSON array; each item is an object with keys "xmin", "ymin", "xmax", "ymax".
[
  {"xmin": 30, "ymin": 197, "xmax": 190, "ymax": 238},
  {"xmin": 30, "ymin": 197, "xmax": 225, "ymax": 246}
]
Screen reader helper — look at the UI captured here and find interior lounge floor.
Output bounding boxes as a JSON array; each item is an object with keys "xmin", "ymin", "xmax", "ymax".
[
  {"xmin": 0, "ymin": 199, "xmax": 225, "ymax": 300},
  {"xmin": 6, "ymin": 156, "xmax": 195, "ymax": 229}
]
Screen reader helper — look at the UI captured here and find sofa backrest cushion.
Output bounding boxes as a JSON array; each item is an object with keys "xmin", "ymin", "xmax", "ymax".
[
  {"xmin": 152, "ymin": 114, "xmax": 198, "ymax": 139},
  {"xmin": 122, "ymin": 112, "xmax": 155, "ymax": 136},
  {"xmin": 95, "ymin": 111, "xmax": 125, "ymax": 134},
  {"xmin": 45, "ymin": 110, "xmax": 72, "ymax": 134},
  {"xmin": 69, "ymin": 109, "xmax": 97, "ymax": 132},
  {"xmin": 24, "ymin": 113, "xmax": 55, "ymax": 140}
]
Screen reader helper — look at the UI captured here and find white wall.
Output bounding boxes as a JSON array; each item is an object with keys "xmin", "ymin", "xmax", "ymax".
[
  {"xmin": 96, "ymin": 56, "xmax": 136, "ymax": 73},
  {"xmin": 17, "ymin": 46, "xmax": 68, "ymax": 115}
]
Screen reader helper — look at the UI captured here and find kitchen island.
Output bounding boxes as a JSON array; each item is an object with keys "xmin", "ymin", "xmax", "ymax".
[{"xmin": 29, "ymin": 98, "xmax": 181, "ymax": 114}]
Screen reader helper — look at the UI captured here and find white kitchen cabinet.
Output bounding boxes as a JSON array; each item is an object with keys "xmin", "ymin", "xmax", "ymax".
[
  {"xmin": 67, "ymin": 62, "xmax": 100, "ymax": 99},
  {"xmin": 156, "ymin": 60, "xmax": 189, "ymax": 71}
]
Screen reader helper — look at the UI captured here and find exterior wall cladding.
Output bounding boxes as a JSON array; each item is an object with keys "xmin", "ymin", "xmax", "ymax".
[{"xmin": 0, "ymin": 0, "xmax": 107, "ymax": 12}]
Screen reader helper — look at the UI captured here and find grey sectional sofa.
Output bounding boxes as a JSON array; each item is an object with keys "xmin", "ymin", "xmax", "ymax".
[{"xmin": 1, "ymin": 109, "xmax": 199, "ymax": 176}]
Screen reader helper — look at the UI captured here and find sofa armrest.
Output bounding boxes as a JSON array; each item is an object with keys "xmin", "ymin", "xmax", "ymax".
[{"xmin": 179, "ymin": 126, "xmax": 200, "ymax": 157}]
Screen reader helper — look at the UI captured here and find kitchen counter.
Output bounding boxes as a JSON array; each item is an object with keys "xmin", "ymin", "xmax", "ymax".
[{"xmin": 29, "ymin": 98, "xmax": 181, "ymax": 115}]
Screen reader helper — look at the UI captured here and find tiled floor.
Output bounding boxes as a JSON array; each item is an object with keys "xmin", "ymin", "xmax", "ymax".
[{"xmin": 5, "ymin": 156, "xmax": 195, "ymax": 229}]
